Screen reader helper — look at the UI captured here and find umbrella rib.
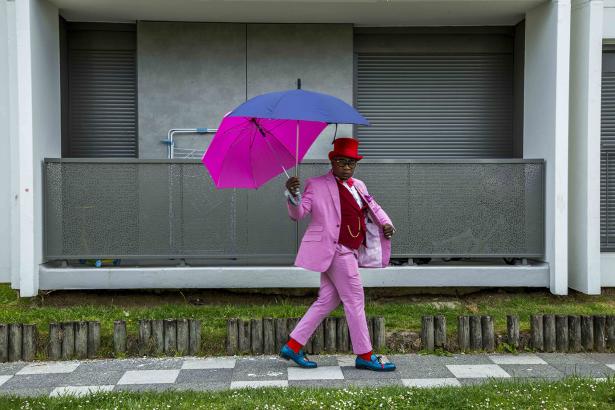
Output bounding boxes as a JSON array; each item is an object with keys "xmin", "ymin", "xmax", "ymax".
[
  {"xmin": 213, "ymin": 117, "xmax": 252, "ymax": 137},
  {"xmin": 260, "ymin": 118, "xmax": 290, "ymax": 134},
  {"xmin": 254, "ymin": 120, "xmax": 292, "ymax": 178},
  {"xmin": 269, "ymin": 92, "xmax": 289, "ymax": 119},
  {"xmin": 258, "ymin": 119, "xmax": 303, "ymax": 166}
]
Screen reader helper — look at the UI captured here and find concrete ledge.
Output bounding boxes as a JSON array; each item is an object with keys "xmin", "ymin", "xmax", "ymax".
[{"xmin": 39, "ymin": 262, "xmax": 550, "ymax": 290}]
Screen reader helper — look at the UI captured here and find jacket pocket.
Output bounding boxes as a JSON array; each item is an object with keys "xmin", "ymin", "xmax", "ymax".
[
  {"xmin": 302, "ymin": 234, "xmax": 322, "ymax": 242},
  {"xmin": 307, "ymin": 225, "xmax": 324, "ymax": 232}
]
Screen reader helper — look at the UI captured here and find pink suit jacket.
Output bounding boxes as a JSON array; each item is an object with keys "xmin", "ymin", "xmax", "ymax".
[{"xmin": 287, "ymin": 169, "xmax": 394, "ymax": 273}]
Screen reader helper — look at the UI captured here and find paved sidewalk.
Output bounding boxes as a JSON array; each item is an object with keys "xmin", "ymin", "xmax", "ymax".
[{"xmin": 0, "ymin": 353, "xmax": 614, "ymax": 397}]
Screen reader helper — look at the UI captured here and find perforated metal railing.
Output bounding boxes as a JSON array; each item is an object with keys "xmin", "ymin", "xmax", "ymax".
[{"xmin": 44, "ymin": 158, "xmax": 544, "ymax": 262}]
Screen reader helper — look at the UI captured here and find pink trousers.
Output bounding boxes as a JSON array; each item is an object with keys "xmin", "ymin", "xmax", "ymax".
[{"xmin": 289, "ymin": 243, "xmax": 372, "ymax": 355}]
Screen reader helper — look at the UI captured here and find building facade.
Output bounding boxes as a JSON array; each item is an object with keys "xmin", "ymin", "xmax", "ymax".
[{"xmin": 0, "ymin": 0, "xmax": 613, "ymax": 296}]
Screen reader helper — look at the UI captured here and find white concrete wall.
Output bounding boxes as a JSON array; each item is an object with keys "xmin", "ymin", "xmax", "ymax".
[
  {"xmin": 0, "ymin": 1, "xmax": 11, "ymax": 283},
  {"xmin": 8, "ymin": 0, "xmax": 18, "ymax": 289},
  {"xmin": 604, "ymin": 0, "xmax": 615, "ymax": 38},
  {"xmin": 569, "ymin": 0, "xmax": 603, "ymax": 294},
  {"xmin": 524, "ymin": 0, "xmax": 571, "ymax": 295},
  {"xmin": 14, "ymin": 0, "xmax": 60, "ymax": 296},
  {"xmin": 31, "ymin": 0, "xmax": 61, "ymax": 284}
]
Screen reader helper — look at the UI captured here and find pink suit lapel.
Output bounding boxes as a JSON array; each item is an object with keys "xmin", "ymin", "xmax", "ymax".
[
  {"xmin": 325, "ymin": 170, "xmax": 341, "ymax": 217},
  {"xmin": 355, "ymin": 184, "xmax": 383, "ymax": 226}
]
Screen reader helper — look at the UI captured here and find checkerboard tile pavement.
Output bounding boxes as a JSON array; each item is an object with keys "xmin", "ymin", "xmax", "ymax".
[{"xmin": 0, "ymin": 353, "xmax": 613, "ymax": 396}]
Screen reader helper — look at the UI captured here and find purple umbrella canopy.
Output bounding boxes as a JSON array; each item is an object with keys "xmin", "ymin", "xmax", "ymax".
[
  {"xmin": 202, "ymin": 85, "xmax": 368, "ymax": 190},
  {"xmin": 202, "ymin": 115, "xmax": 327, "ymax": 189},
  {"xmin": 228, "ymin": 89, "xmax": 369, "ymax": 125}
]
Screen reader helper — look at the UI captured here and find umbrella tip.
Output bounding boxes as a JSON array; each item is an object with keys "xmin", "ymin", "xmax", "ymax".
[{"xmin": 297, "ymin": 78, "xmax": 301, "ymax": 90}]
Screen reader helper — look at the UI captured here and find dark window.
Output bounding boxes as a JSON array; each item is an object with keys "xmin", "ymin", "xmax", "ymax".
[
  {"xmin": 354, "ymin": 27, "xmax": 518, "ymax": 158},
  {"xmin": 601, "ymin": 47, "xmax": 615, "ymax": 251},
  {"xmin": 61, "ymin": 22, "xmax": 137, "ymax": 158}
]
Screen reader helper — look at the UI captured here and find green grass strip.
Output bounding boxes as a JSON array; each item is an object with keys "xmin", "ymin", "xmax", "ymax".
[
  {"xmin": 1, "ymin": 378, "xmax": 614, "ymax": 409},
  {"xmin": 2, "ymin": 284, "xmax": 615, "ymax": 356}
]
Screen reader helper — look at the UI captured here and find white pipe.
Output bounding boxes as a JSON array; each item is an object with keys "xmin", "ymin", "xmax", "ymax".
[{"xmin": 165, "ymin": 128, "xmax": 217, "ymax": 159}]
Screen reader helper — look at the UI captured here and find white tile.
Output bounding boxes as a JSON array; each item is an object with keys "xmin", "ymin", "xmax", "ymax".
[
  {"xmin": 117, "ymin": 369, "xmax": 180, "ymax": 385},
  {"xmin": 446, "ymin": 364, "xmax": 511, "ymax": 379},
  {"xmin": 182, "ymin": 358, "xmax": 236, "ymax": 370},
  {"xmin": 0, "ymin": 375, "xmax": 12, "ymax": 387},
  {"xmin": 287, "ymin": 366, "xmax": 344, "ymax": 381},
  {"xmin": 606, "ymin": 364, "xmax": 615, "ymax": 371},
  {"xmin": 49, "ymin": 385, "xmax": 114, "ymax": 397},
  {"xmin": 489, "ymin": 355, "xmax": 547, "ymax": 365},
  {"xmin": 17, "ymin": 361, "xmax": 80, "ymax": 375},
  {"xmin": 402, "ymin": 378, "xmax": 461, "ymax": 388},
  {"xmin": 230, "ymin": 380, "xmax": 288, "ymax": 389}
]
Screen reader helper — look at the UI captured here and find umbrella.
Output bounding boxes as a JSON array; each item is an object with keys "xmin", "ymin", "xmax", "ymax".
[
  {"xmin": 203, "ymin": 82, "xmax": 368, "ymax": 189},
  {"xmin": 203, "ymin": 115, "xmax": 327, "ymax": 189},
  {"xmin": 228, "ymin": 88, "xmax": 369, "ymax": 126}
]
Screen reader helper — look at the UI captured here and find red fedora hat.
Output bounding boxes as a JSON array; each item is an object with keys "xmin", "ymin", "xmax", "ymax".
[{"xmin": 328, "ymin": 137, "xmax": 363, "ymax": 161}]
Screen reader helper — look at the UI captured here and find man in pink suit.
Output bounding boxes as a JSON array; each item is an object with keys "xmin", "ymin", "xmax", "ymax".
[{"xmin": 279, "ymin": 137, "xmax": 397, "ymax": 372}]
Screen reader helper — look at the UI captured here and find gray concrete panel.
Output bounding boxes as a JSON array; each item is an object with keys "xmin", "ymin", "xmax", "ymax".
[
  {"xmin": 246, "ymin": 23, "xmax": 354, "ymax": 160},
  {"xmin": 137, "ymin": 22, "xmax": 247, "ymax": 159},
  {"xmin": 137, "ymin": 23, "xmax": 354, "ymax": 161}
]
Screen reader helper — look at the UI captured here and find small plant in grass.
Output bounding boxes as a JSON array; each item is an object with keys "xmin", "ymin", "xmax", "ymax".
[
  {"xmin": 497, "ymin": 342, "xmax": 518, "ymax": 354},
  {"xmin": 433, "ymin": 347, "xmax": 453, "ymax": 356},
  {"xmin": 418, "ymin": 347, "xmax": 452, "ymax": 356}
]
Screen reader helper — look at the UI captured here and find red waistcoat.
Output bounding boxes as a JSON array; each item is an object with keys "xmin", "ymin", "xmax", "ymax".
[{"xmin": 337, "ymin": 181, "xmax": 367, "ymax": 249}]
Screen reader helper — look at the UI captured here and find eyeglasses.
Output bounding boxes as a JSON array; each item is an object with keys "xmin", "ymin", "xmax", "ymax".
[{"xmin": 333, "ymin": 158, "xmax": 357, "ymax": 169}]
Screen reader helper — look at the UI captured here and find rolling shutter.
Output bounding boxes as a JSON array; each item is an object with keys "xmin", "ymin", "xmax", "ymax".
[
  {"xmin": 601, "ymin": 49, "xmax": 615, "ymax": 251},
  {"xmin": 65, "ymin": 25, "xmax": 137, "ymax": 158},
  {"xmin": 355, "ymin": 29, "xmax": 515, "ymax": 158}
]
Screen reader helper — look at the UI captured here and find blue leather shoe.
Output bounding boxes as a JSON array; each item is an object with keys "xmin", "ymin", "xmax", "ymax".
[
  {"xmin": 355, "ymin": 354, "xmax": 396, "ymax": 371},
  {"xmin": 280, "ymin": 344, "xmax": 317, "ymax": 368}
]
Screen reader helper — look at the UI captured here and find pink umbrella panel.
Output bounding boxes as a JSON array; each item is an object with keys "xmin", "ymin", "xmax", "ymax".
[{"xmin": 202, "ymin": 116, "xmax": 328, "ymax": 189}]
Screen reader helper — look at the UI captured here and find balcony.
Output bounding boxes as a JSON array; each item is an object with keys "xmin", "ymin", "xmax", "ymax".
[{"xmin": 44, "ymin": 158, "xmax": 545, "ymax": 263}]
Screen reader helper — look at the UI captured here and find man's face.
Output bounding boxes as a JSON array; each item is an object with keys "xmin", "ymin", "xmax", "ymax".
[{"xmin": 331, "ymin": 156, "xmax": 358, "ymax": 180}]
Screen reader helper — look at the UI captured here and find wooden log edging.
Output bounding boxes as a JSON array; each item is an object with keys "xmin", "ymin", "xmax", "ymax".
[
  {"xmin": 434, "ymin": 315, "xmax": 447, "ymax": 349},
  {"xmin": 569, "ymin": 315, "xmax": 582, "ymax": 352},
  {"xmin": 452, "ymin": 315, "xmax": 496, "ymax": 352},
  {"xmin": 421, "ymin": 313, "xmax": 615, "ymax": 353},
  {"xmin": 0, "ymin": 323, "xmax": 37, "ymax": 362},
  {"xmin": 481, "ymin": 316, "xmax": 495, "ymax": 352},
  {"xmin": 555, "ymin": 315, "xmax": 568, "ymax": 352},
  {"xmin": 421, "ymin": 316, "xmax": 434, "ymax": 351},
  {"xmin": 421, "ymin": 315, "xmax": 447, "ymax": 351},
  {"xmin": 137, "ymin": 319, "xmax": 202, "ymax": 356},
  {"xmin": 458, "ymin": 316, "xmax": 470, "ymax": 352},
  {"xmin": 507, "ymin": 315, "xmax": 519, "ymax": 349},
  {"xmin": 226, "ymin": 316, "xmax": 386, "ymax": 355},
  {"xmin": 469, "ymin": 315, "xmax": 482, "ymax": 350},
  {"xmin": 543, "ymin": 315, "xmax": 556, "ymax": 353},
  {"xmin": 526, "ymin": 314, "xmax": 614, "ymax": 353},
  {"xmin": 49, "ymin": 321, "xmax": 100, "ymax": 361},
  {"xmin": 5, "ymin": 312, "xmax": 615, "ymax": 361}
]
